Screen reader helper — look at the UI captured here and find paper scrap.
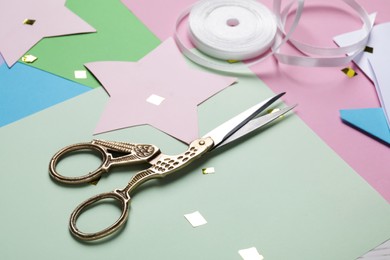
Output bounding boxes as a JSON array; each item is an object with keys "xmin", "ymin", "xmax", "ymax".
[
  {"xmin": 238, "ymin": 247, "xmax": 264, "ymax": 260},
  {"xmin": 21, "ymin": 54, "xmax": 38, "ymax": 63},
  {"xmin": 202, "ymin": 167, "xmax": 215, "ymax": 174},
  {"xmin": 0, "ymin": 0, "xmax": 96, "ymax": 67},
  {"xmin": 184, "ymin": 211, "xmax": 207, "ymax": 227},
  {"xmin": 74, "ymin": 70, "xmax": 87, "ymax": 79},
  {"xmin": 85, "ymin": 37, "xmax": 236, "ymax": 143},
  {"xmin": 146, "ymin": 94, "xmax": 165, "ymax": 106}
]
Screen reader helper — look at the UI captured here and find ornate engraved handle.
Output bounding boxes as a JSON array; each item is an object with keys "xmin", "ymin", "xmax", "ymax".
[
  {"xmin": 68, "ymin": 137, "xmax": 214, "ymax": 241},
  {"xmin": 121, "ymin": 137, "xmax": 215, "ymax": 195},
  {"xmin": 49, "ymin": 140, "xmax": 160, "ymax": 184}
]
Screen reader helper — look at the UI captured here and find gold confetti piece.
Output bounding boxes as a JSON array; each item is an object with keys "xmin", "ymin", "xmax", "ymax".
[
  {"xmin": 202, "ymin": 167, "xmax": 215, "ymax": 174},
  {"xmin": 364, "ymin": 46, "xmax": 374, "ymax": 53},
  {"xmin": 227, "ymin": 59, "xmax": 240, "ymax": 63},
  {"xmin": 267, "ymin": 108, "xmax": 280, "ymax": 114},
  {"xmin": 23, "ymin": 19, "xmax": 36, "ymax": 25},
  {"xmin": 266, "ymin": 108, "xmax": 285, "ymax": 119},
  {"xmin": 21, "ymin": 54, "xmax": 38, "ymax": 63},
  {"xmin": 341, "ymin": 67, "xmax": 358, "ymax": 78},
  {"xmin": 74, "ymin": 70, "xmax": 87, "ymax": 79},
  {"xmin": 89, "ymin": 176, "xmax": 101, "ymax": 186}
]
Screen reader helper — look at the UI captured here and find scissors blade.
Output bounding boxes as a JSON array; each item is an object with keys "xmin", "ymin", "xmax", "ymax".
[
  {"xmin": 202, "ymin": 92, "xmax": 287, "ymax": 150},
  {"xmin": 216, "ymin": 104, "xmax": 297, "ymax": 148}
]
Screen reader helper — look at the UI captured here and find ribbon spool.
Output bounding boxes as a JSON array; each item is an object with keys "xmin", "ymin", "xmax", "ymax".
[
  {"xmin": 174, "ymin": 0, "xmax": 374, "ymax": 72},
  {"xmin": 188, "ymin": 0, "xmax": 277, "ymax": 61}
]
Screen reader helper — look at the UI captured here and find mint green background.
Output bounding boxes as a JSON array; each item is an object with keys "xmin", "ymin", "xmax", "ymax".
[
  {"xmin": 23, "ymin": 0, "xmax": 160, "ymax": 88},
  {"xmin": 1, "ymin": 67, "xmax": 389, "ymax": 259}
]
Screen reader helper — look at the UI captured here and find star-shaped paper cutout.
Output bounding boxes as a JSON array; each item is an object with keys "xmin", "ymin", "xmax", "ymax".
[
  {"xmin": 86, "ymin": 37, "xmax": 236, "ymax": 143},
  {"xmin": 0, "ymin": 0, "xmax": 96, "ymax": 67}
]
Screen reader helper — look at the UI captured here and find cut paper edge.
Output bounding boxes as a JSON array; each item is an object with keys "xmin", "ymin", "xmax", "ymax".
[
  {"xmin": 0, "ymin": 62, "xmax": 91, "ymax": 127},
  {"xmin": 340, "ymin": 108, "xmax": 390, "ymax": 145},
  {"xmin": 86, "ymin": 38, "xmax": 237, "ymax": 144},
  {"xmin": 356, "ymin": 239, "xmax": 390, "ymax": 259},
  {"xmin": 0, "ymin": 54, "xmax": 4, "ymax": 66},
  {"xmin": 367, "ymin": 58, "xmax": 390, "ymax": 128},
  {"xmin": 334, "ymin": 20, "xmax": 390, "ymax": 127}
]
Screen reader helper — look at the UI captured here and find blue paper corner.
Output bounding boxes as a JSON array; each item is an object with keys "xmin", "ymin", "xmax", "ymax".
[{"xmin": 340, "ymin": 108, "xmax": 390, "ymax": 145}]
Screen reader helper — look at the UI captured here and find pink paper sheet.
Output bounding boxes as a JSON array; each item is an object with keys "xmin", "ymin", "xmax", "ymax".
[
  {"xmin": 0, "ymin": 0, "xmax": 95, "ymax": 67},
  {"xmin": 122, "ymin": 0, "xmax": 390, "ymax": 202},
  {"xmin": 86, "ymin": 38, "xmax": 236, "ymax": 143}
]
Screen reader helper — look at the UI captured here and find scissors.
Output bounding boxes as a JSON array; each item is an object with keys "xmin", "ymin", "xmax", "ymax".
[{"xmin": 49, "ymin": 92, "xmax": 295, "ymax": 241}]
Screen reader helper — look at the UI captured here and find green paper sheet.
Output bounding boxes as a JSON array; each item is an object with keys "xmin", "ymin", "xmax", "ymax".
[
  {"xmin": 23, "ymin": 0, "xmax": 160, "ymax": 88},
  {"xmin": 1, "ymin": 66, "xmax": 389, "ymax": 260}
]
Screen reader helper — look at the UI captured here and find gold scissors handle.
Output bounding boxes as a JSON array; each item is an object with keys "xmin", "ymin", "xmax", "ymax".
[
  {"xmin": 69, "ymin": 137, "xmax": 214, "ymax": 241},
  {"xmin": 49, "ymin": 139, "xmax": 160, "ymax": 184}
]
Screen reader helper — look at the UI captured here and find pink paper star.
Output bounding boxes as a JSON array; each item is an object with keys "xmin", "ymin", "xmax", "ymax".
[
  {"xmin": 0, "ymin": 0, "xmax": 96, "ymax": 67},
  {"xmin": 86, "ymin": 38, "xmax": 236, "ymax": 143}
]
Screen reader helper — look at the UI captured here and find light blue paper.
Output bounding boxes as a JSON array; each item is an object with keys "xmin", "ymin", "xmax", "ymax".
[
  {"xmin": 0, "ymin": 62, "xmax": 90, "ymax": 127},
  {"xmin": 340, "ymin": 108, "xmax": 390, "ymax": 145}
]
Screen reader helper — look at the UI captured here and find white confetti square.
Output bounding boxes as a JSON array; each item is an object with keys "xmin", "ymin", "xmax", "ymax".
[
  {"xmin": 238, "ymin": 247, "xmax": 264, "ymax": 260},
  {"xmin": 146, "ymin": 94, "xmax": 165, "ymax": 106},
  {"xmin": 184, "ymin": 211, "xmax": 207, "ymax": 227},
  {"xmin": 74, "ymin": 70, "xmax": 87, "ymax": 79}
]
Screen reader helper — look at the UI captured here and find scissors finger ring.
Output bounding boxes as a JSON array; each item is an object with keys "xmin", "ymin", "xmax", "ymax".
[
  {"xmin": 49, "ymin": 140, "xmax": 160, "ymax": 184},
  {"xmin": 68, "ymin": 138, "xmax": 213, "ymax": 240}
]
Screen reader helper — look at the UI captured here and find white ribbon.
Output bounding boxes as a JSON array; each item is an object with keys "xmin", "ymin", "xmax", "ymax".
[{"xmin": 174, "ymin": 0, "xmax": 373, "ymax": 72}]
